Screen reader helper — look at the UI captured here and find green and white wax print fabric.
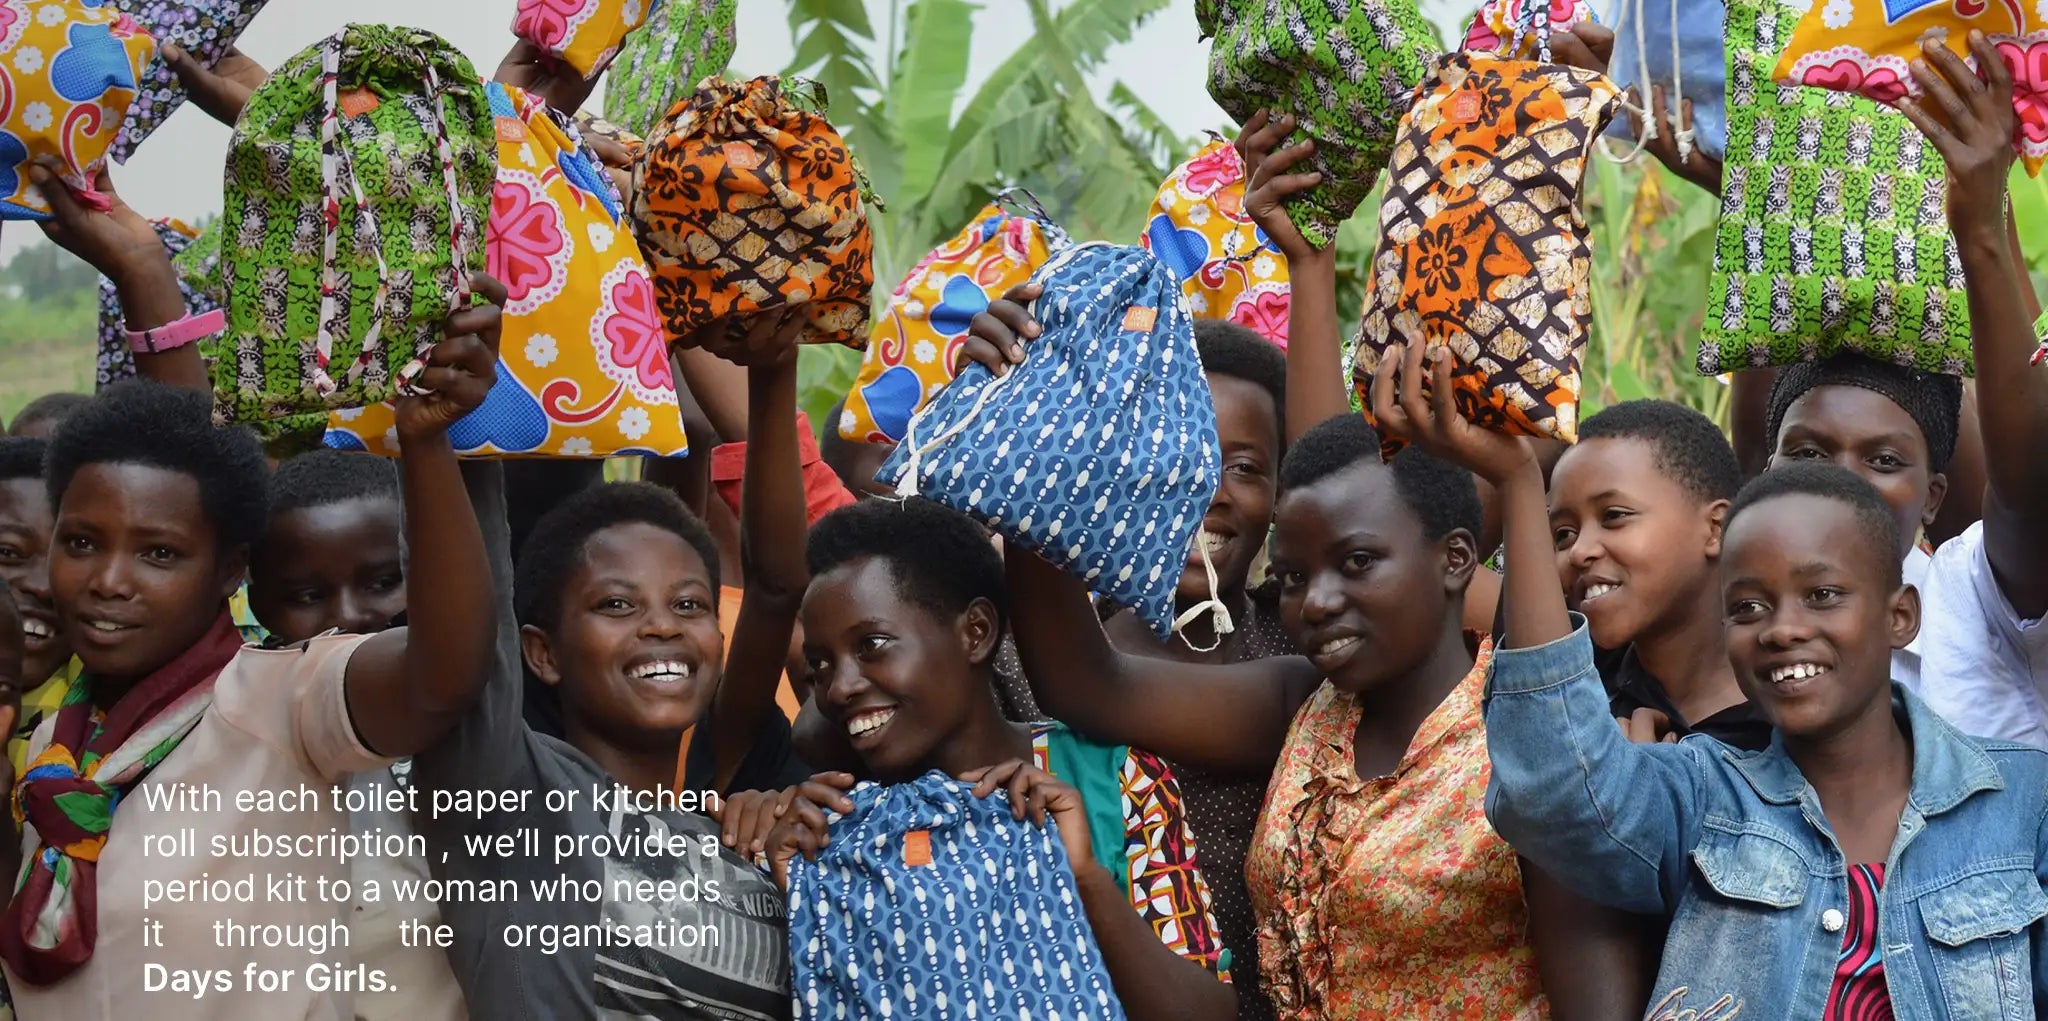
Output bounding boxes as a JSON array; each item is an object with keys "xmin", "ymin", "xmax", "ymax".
[
  {"xmin": 1699, "ymin": 0, "xmax": 1973, "ymax": 377},
  {"xmin": 1197, "ymin": 0, "xmax": 1440, "ymax": 250},
  {"xmin": 603, "ymin": 0, "xmax": 737, "ymax": 136},
  {"xmin": 216, "ymin": 24, "xmax": 495, "ymax": 427}
]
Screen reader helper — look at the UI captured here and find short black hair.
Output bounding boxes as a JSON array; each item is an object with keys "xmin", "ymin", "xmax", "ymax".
[
  {"xmin": 513, "ymin": 482, "xmax": 720, "ymax": 632},
  {"xmin": 1578, "ymin": 400, "xmax": 1742, "ymax": 502},
  {"xmin": 9, "ymin": 392, "xmax": 89, "ymax": 436},
  {"xmin": 1279, "ymin": 415, "xmax": 1482, "ymax": 542},
  {"xmin": 1728, "ymin": 464, "xmax": 1902, "ymax": 589},
  {"xmin": 1194, "ymin": 320, "xmax": 1287, "ymax": 450},
  {"xmin": 44, "ymin": 381, "xmax": 270, "ymax": 550},
  {"xmin": 806, "ymin": 497, "xmax": 1006, "ymax": 635},
  {"xmin": 0, "ymin": 437, "xmax": 48, "ymax": 483},
  {"xmin": 268, "ymin": 449, "xmax": 400, "ymax": 515},
  {"xmin": 1766, "ymin": 353, "xmax": 1962, "ymax": 471}
]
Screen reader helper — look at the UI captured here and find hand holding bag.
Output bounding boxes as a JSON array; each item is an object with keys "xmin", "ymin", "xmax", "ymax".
[
  {"xmin": 1599, "ymin": 0, "xmax": 1728, "ymax": 162},
  {"xmin": 216, "ymin": 24, "xmax": 495, "ymax": 426},
  {"xmin": 111, "ymin": 0, "xmax": 269, "ymax": 161},
  {"xmin": 512, "ymin": 0, "xmax": 650, "ymax": 79}
]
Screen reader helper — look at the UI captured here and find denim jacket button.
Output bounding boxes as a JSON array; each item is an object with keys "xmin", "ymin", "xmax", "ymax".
[{"xmin": 1821, "ymin": 908, "xmax": 1845, "ymax": 933}]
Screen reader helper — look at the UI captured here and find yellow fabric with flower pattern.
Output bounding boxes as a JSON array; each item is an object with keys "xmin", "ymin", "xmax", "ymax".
[
  {"xmin": 1772, "ymin": 0, "xmax": 2047, "ymax": 174},
  {"xmin": 838, "ymin": 200, "xmax": 1066, "ymax": 444},
  {"xmin": 1140, "ymin": 136, "xmax": 1291, "ymax": 349},
  {"xmin": 325, "ymin": 82, "xmax": 688, "ymax": 459},
  {"xmin": 0, "ymin": 0, "xmax": 154, "ymax": 220}
]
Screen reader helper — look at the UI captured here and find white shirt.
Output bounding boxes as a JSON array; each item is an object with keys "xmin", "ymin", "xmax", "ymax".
[{"xmin": 1899, "ymin": 523, "xmax": 2048, "ymax": 747}]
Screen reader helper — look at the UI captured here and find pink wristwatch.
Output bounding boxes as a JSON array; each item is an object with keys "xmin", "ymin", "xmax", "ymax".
[{"xmin": 126, "ymin": 308, "xmax": 226, "ymax": 355}]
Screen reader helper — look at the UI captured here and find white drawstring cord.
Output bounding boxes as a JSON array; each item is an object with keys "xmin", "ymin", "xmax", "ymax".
[
  {"xmin": 1596, "ymin": 0, "xmax": 1686, "ymax": 165},
  {"xmin": 1171, "ymin": 535, "xmax": 1236, "ymax": 653}
]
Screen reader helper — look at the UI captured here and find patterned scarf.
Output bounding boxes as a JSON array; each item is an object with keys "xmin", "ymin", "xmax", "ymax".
[{"xmin": 0, "ymin": 614, "xmax": 241, "ymax": 985}]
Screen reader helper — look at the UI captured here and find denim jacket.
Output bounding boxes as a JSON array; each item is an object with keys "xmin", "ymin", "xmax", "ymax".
[{"xmin": 1484, "ymin": 619, "xmax": 2048, "ymax": 1020}]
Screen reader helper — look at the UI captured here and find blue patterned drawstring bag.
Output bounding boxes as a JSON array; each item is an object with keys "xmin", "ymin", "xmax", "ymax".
[
  {"xmin": 786, "ymin": 773, "xmax": 1129, "ymax": 1021},
  {"xmin": 877, "ymin": 241, "xmax": 1224, "ymax": 640}
]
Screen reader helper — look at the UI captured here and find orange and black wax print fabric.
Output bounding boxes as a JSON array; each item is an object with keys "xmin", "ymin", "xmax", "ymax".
[
  {"xmin": 630, "ymin": 75, "xmax": 879, "ymax": 349},
  {"xmin": 1350, "ymin": 53, "xmax": 1618, "ymax": 452}
]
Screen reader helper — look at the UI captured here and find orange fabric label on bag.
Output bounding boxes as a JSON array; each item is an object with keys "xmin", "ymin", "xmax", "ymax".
[
  {"xmin": 723, "ymin": 141, "xmax": 765, "ymax": 171},
  {"xmin": 337, "ymin": 88, "xmax": 381, "ymax": 120},
  {"xmin": 495, "ymin": 116, "xmax": 528, "ymax": 144},
  {"xmin": 903, "ymin": 830, "xmax": 932, "ymax": 866},
  {"xmin": 1121, "ymin": 306, "xmax": 1157, "ymax": 332},
  {"xmin": 1448, "ymin": 90, "xmax": 1483, "ymax": 124}
]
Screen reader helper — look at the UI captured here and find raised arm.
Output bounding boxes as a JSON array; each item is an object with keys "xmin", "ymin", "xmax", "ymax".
[
  {"xmin": 707, "ymin": 310, "xmax": 812, "ymax": 791},
  {"xmin": 1369, "ymin": 339, "xmax": 1705, "ymax": 913},
  {"xmin": 1899, "ymin": 35, "xmax": 2048, "ymax": 619},
  {"xmin": 1240, "ymin": 112, "xmax": 1347, "ymax": 443},
  {"xmin": 32, "ymin": 167, "xmax": 209, "ymax": 393},
  {"xmin": 343, "ymin": 275, "xmax": 509, "ymax": 758},
  {"xmin": 1004, "ymin": 543, "xmax": 1318, "ymax": 773}
]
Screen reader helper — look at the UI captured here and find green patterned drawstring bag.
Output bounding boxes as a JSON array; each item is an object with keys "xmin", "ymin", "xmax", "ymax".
[
  {"xmin": 1196, "ymin": 0, "xmax": 1441, "ymax": 249},
  {"xmin": 216, "ymin": 24, "xmax": 496, "ymax": 427},
  {"xmin": 604, "ymin": 0, "xmax": 737, "ymax": 137}
]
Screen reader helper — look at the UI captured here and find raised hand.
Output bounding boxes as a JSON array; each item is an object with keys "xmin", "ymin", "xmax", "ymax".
[
  {"xmin": 681, "ymin": 304, "xmax": 811, "ymax": 368},
  {"xmin": 162, "ymin": 44, "xmax": 267, "ymax": 127},
  {"xmin": 954, "ymin": 281, "xmax": 1041, "ymax": 377},
  {"xmin": 959, "ymin": 759, "xmax": 1093, "ymax": 869},
  {"xmin": 494, "ymin": 38, "xmax": 598, "ymax": 116},
  {"xmin": 1629, "ymin": 84, "xmax": 1724, "ymax": 197},
  {"xmin": 29, "ymin": 165, "xmax": 165, "ymax": 284},
  {"xmin": 393, "ymin": 273, "xmax": 507, "ymax": 443},
  {"xmin": 1241, "ymin": 110, "xmax": 1325, "ymax": 263},
  {"xmin": 1368, "ymin": 339, "xmax": 1539, "ymax": 487},
  {"xmin": 1896, "ymin": 30, "xmax": 2019, "ymax": 241}
]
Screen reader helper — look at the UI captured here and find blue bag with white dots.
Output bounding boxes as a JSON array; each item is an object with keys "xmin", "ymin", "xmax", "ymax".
[
  {"xmin": 877, "ymin": 241, "xmax": 1221, "ymax": 639},
  {"xmin": 786, "ymin": 773, "xmax": 1129, "ymax": 1021}
]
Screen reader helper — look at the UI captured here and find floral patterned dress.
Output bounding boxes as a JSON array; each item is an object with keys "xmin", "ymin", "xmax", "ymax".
[{"xmin": 1244, "ymin": 640, "xmax": 1547, "ymax": 1020}]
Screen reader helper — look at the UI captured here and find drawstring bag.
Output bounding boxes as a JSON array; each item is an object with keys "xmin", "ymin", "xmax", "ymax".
[
  {"xmin": 215, "ymin": 25, "xmax": 495, "ymax": 426},
  {"xmin": 1196, "ymin": 0, "xmax": 1440, "ymax": 248},
  {"xmin": 603, "ymin": 0, "xmax": 737, "ymax": 136},
  {"xmin": 1464, "ymin": 0, "xmax": 1597, "ymax": 59},
  {"xmin": 1598, "ymin": 0, "xmax": 1728, "ymax": 163},
  {"xmin": 511, "ymin": 0, "xmax": 649, "ymax": 79},
  {"xmin": 878, "ymin": 242, "xmax": 1224, "ymax": 641},
  {"xmin": 1770, "ymin": 0, "xmax": 2045, "ymax": 175},
  {"xmin": 324, "ymin": 82, "xmax": 689, "ymax": 459},
  {"xmin": 0, "ymin": 0, "xmax": 154, "ymax": 220},
  {"xmin": 1141, "ymin": 135, "xmax": 1291, "ymax": 349},
  {"xmin": 786, "ymin": 773, "xmax": 1129, "ymax": 1021},
  {"xmin": 1698, "ymin": 0, "xmax": 1974, "ymax": 376},
  {"xmin": 1350, "ymin": 44, "xmax": 1621, "ymax": 450},
  {"xmin": 110, "ymin": 0, "xmax": 269, "ymax": 162},
  {"xmin": 632, "ymin": 75, "xmax": 878, "ymax": 349},
  {"xmin": 838, "ymin": 192, "xmax": 1069, "ymax": 445}
]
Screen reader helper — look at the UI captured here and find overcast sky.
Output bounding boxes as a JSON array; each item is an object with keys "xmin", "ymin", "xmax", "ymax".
[{"xmin": 4, "ymin": 0, "xmax": 1470, "ymax": 261}]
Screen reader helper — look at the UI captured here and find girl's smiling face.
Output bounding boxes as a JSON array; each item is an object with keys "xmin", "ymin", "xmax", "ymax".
[
  {"xmin": 51, "ymin": 463, "xmax": 243, "ymax": 684},
  {"xmin": 802, "ymin": 555, "xmax": 999, "ymax": 784},
  {"xmin": 1721, "ymin": 493, "xmax": 1917, "ymax": 741},
  {"xmin": 523, "ymin": 522, "xmax": 724, "ymax": 752}
]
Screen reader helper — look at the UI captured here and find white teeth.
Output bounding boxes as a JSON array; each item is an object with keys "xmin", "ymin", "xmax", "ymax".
[
  {"xmin": 847, "ymin": 709, "xmax": 896, "ymax": 738},
  {"xmin": 628, "ymin": 660, "xmax": 692, "ymax": 682},
  {"xmin": 1770, "ymin": 663, "xmax": 1827, "ymax": 683},
  {"xmin": 1196, "ymin": 529, "xmax": 1226, "ymax": 554},
  {"xmin": 86, "ymin": 620, "xmax": 127, "ymax": 633},
  {"xmin": 20, "ymin": 620, "xmax": 51, "ymax": 639},
  {"xmin": 1316, "ymin": 636, "xmax": 1361, "ymax": 658},
  {"xmin": 1584, "ymin": 583, "xmax": 1619, "ymax": 600}
]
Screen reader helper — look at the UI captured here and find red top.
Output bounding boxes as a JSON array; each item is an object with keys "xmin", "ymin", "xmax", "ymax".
[
  {"xmin": 1825, "ymin": 863, "xmax": 1893, "ymax": 1021},
  {"xmin": 710, "ymin": 412, "xmax": 858, "ymax": 526}
]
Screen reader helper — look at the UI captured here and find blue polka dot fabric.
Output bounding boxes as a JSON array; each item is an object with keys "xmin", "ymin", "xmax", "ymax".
[
  {"xmin": 787, "ymin": 773, "xmax": 1129, "ymax": 1021},
  {"xmin": 877, "ymin": 241, "xmax": 1220, "ymax": 638}
]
